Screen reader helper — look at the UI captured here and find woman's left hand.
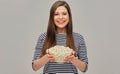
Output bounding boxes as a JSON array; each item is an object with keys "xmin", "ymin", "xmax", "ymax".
[{"xmin": 64, "ymin": 50, "xmax": 76, "ymax": 63}]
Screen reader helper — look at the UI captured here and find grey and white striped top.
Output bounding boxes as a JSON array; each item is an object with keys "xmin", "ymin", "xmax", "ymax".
[{"xmin": 32, "ymin": 32, "xmax": 88, "ymax": 74}]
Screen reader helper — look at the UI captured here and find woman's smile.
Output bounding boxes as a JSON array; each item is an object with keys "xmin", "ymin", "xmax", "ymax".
[
  {"xmin": 56, "ymin": 20, "xmax": 66, "ymax": 24},
  {"xmin": 54, "ymin": 6, "xmax": 69, "ymax": 30}
]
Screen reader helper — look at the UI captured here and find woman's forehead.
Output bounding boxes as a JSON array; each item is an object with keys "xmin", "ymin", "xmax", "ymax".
[{"xmin": 55, "ymin": 6, "xmax": 68, "ymax": 13}]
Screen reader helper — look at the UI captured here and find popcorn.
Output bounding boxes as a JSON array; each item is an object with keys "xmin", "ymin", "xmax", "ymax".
[{"xmin": 48, "ymin": 46, "xmax": 72, "ymax": 62}]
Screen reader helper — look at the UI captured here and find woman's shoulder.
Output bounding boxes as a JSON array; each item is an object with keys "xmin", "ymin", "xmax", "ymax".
[
  {"xmin": 38, "ymin": 32, "xmax": 47, "ymax": 40},
  {"xmin": 73, "ymin": 32, "xmax": 85, "ymax": 43},
  {"xmin": 73, "ymin": 32, "xmax": 84, "ymax": 38}
]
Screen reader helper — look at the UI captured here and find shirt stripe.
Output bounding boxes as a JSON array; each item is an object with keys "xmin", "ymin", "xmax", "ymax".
[{"xmin": 32, "ymin": 32, "xmax": 88, "ymax": 73}]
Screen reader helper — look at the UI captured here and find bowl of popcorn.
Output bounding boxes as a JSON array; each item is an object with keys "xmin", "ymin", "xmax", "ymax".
[{"xmin": 48, "ymin": 46, "xmax": 72, "ymax": 63}]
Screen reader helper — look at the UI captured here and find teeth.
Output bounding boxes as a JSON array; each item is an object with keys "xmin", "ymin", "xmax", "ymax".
[{"xmin": 58, "ymin": 21, "xmax": 64, "ymax": 24}]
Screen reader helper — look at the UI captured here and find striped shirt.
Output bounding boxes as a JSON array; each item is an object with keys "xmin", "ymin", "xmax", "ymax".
[{"xmin": 32, "ymin": 32, "xmax": 88, "ymax": 74}]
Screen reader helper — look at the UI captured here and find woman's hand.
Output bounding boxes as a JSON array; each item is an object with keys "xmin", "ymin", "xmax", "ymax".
[
  {"xmin": 64, "ymin": 50, "xmax": 76, "ymax": 63},
  {"xmin": 46, "ymin": 49, "xmax": 55, "ymax": 62},
  {"xmin": 64, "ymin": 50, "xmax": 87, "ymax": 72}
]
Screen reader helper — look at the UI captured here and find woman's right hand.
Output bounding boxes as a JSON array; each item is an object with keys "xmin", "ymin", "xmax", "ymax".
[
  {"xmin": 46, "ymin": 49, "xmax": 55, "ymax": 62},
  {"xmin": 32, "ymin": 49, "xmax": 55, "ymax": 71}
]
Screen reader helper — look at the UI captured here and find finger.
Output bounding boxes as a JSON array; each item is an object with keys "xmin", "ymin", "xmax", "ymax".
[
  {"xmin": 64, "ymin": 59, "xmax": 69, "ymax": 63},
  {"xmin": 49, "ymin": 58, "xmax": 55, "ymax": 61},
  {"xmin": 64, "ymin": 57, "xmax": 68, "ymax": 61},
  {"xmin": 66, "ymin": 55, "xmax": 74, "ymax": 60},
  {"xmin": 46, "ymin": 49, "xmax": 49, "ymax": 54},
  {"xmin": 49, "ymin": 57, "xmax": 55, "ymax": 62},
  {"xmin": 48, "ymin": 54, "xmax": 53, "ymax": 58},
  {"xmin": 72, "ymin": 50, "xmax": 75, "ymax": 55},
  {"xmin": 64, "ymin": 58, "xmax": 71, "ymax": 63}
]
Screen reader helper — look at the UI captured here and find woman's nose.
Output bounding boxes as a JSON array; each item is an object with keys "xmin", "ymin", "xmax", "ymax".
[{"xmin": 59, "ymin": 14, "xmax": 63, "ymax": 19}]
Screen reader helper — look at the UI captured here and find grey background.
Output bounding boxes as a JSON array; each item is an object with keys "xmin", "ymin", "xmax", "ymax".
[{"xmin": 0, "ymin": 0, "xmax": 120, "ymax": 74}]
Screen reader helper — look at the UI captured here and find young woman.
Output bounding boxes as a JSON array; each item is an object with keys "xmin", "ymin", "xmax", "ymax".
[{"xmin": 32, "ymin": 1, "xmax": 88, "ymax": 74}]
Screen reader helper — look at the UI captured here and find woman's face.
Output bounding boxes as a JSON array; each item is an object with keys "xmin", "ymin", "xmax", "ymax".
[{"xmin": 54, "ymin": 6, "xmax": 69, "ymax": 32}]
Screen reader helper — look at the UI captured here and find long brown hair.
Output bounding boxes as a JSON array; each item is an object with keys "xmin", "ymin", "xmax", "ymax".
[{"xmin": 41, "ymin": 1, "xmax": 76, "ymax": 57}]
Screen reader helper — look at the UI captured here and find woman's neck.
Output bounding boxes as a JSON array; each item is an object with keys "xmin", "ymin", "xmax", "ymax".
[{"xmin": 57, "ymin": 28, "xmax": 66, "ymax": 34}]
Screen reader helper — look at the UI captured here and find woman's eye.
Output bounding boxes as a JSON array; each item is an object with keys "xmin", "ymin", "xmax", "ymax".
[
  {"xmin": 63, "ymin": 13, "xmax": 67, "ymax": 15},
  {"xmin": 54, "ymin": 13, "xmax": 59, "ymax": 15}
]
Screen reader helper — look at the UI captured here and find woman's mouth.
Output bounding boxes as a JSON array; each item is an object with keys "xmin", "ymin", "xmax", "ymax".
[{"xmin": 57, "ymin": 20, "xmax": 65, "ymax": 24}]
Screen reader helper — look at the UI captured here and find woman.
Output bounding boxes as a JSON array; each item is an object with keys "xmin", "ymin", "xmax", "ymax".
[{"xmin": 32, "ymin": 1, "xmax": 88, "ymax": 74}]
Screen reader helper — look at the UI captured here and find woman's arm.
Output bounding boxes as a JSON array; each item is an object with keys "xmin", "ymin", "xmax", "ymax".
[
  {"xmin": 70, "ymin": 55, "xmax": 86, "ymax": 72},
  {"xmin": 71, "ymin": 57, "xmax": 86, "ymax": 72},
  {"xmin": 64, "ymin": 54, "xmax": 87, "ymax": 72},
  {"xmin": 32, "ymin": 54, "xmax": 55, "ymax": 71},
  {"xmin": 32, "ymin": 54, "xmax": 49, "ymax": 71}
]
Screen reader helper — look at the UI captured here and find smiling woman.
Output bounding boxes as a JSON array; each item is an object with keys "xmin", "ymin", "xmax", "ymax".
[
  {"xmin": 32, "ymin": 1, "xmax": 88, "ymax": 74},
  {"xmin": 54, "ymin": 6, "xmax": 69, "ymax": 33}
]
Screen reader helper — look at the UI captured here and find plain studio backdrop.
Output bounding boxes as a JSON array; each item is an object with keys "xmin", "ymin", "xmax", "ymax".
[{"xmin": 0, "ymin": 0, "xmax": 120, "ymax": 74}]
